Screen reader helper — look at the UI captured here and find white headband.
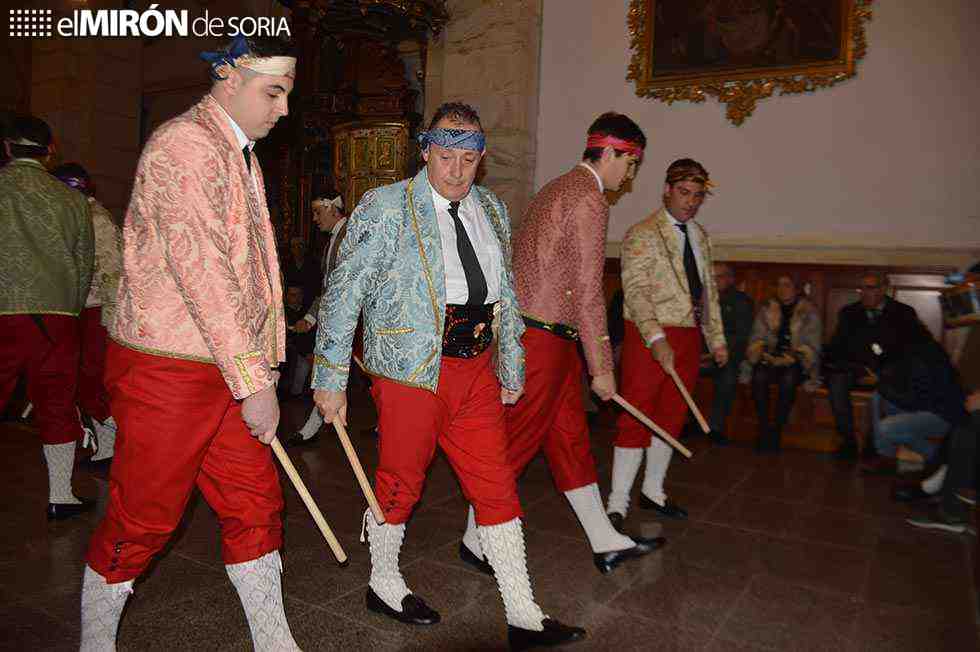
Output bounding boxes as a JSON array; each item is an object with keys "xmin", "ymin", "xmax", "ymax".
[
  {"xmin": 237, "ymin": 55, "xmax": 296, "ymax": 78},
  {"xmin": 312, "ymin": 195, "xmax": 343, "ymax": 210},
  {"xmin": 9, "ymin": 137, "xmax": 43, "ymax": 147}
]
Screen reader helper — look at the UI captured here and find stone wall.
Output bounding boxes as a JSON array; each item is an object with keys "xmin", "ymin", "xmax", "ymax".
[
  {"xmin": 425, "ymin": 0, "xmax": 542, "ymax": 224},
  {"xmin": 31, "ymin": 35, "xmax": 142, "ymax": 220}
]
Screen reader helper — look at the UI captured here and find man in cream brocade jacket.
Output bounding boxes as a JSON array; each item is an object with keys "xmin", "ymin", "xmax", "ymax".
[
  {"xmin": 620, "ymin": 207, "xmax": 725, "ymax": 352},
  {"xmin": 110, "ymin": 95, "xmax": 285, "ymax": 398}
]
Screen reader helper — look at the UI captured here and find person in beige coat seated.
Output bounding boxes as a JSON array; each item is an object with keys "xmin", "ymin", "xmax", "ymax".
[{"xmin": 744, "ymin": 275, "xmax": 822, "ymax": 453}]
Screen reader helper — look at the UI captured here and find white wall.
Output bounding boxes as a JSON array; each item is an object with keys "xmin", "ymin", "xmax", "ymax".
[{"xmin": 536, "ymin": 1, "xmax": 980, "ymax": 259}]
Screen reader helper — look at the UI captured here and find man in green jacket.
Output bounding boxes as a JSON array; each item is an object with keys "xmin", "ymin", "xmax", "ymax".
[{"xmin": 0, "ymin": 114, "xmax": 94, "ymax": 520}]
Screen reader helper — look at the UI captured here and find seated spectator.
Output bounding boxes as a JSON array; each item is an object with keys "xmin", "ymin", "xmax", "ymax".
[
  {"xmin": 906, "ymin": 391, "xmax": 979, "ymax": 533},
  {"xmin": 701, "ymin": 262, "xmax": 753, "ymax": 445},
  {"xmin": 744, "ymin": 274, "xmax": 821, "ymax": 452},
  {"xmin": 281, "ymin": 285, "xmax": 315, "ymax": 398},
  {"xmin": 823, "ymin": 271, "xmax": 920, "ymax": 459},
  {"xmin": 861, "ymin": 320, "xmax": 966, "ymax": 475}
]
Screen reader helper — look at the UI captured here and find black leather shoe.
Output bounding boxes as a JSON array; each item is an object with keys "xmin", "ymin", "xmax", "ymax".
[
  {"xmin": 638, "ymin": 494, "xmax": 688, "ymax": 519},
  {"xmin": 80, "ymin": 456, "xmax": 112, "ymax": 472},
  {"xmin": 708, "ymin": 430, "xmax": 730, "ymax": 446},
  {"xmin": 282, "ymin": 430, "xmax": 319, "ymax": 448},
  {"xmin": 47, "ymin": 497, "xmax": 95, "ymax": 521},
  {"xmin": 508, "ymin": 618, "xmax": 586, "ymax": 651},
  {"xmin": 607, "ymin": 512, "xmax": 625, "ymax": 534},
  {"xmin": 833, "ymin": 443, "xmax": 858, "ymax": 460},
  {"xmin": 892, "ymin": 484, "xmax": 935, "ymax": 502},
  {"xmin": 459, "ymin": 542, "xmax": 493, "ymax": 576},
  {"xmin": 365, "ymin": 588, "xmax": 440, "ymax": 625},
  {"xmin": 593, "ymin": 536, "xmax": 666, "ymax": 574}
]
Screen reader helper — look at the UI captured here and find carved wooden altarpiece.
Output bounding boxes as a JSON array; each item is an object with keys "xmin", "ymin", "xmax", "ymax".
[{"xmin": 262, "ymin": 0, "xmax": 448, "ymax": 246}]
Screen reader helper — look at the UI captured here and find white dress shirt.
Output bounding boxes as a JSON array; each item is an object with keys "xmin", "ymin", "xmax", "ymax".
[
  {"xmin": 212, "ymin": 96, "xmax": 258, "ymax": 194},
  {"xmin": 429, "ymin": 184, "xmax": 501, "ymax": 305},
  {"xmin": 665, "ymin": 208, "xmax": 705, "ymax": 281},
  {"xmin": 302, "ymin": 217, "xmax": 348, "ymax": 325},
  {"xmin": 648, "ymin": 209, "xmax": 706, "ymax": 345},
  {"xmin": 577, "ymin": 162, "xmax": 604, "ymax": 192}
]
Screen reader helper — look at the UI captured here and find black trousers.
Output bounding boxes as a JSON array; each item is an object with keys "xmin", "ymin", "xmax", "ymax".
[
  {"xmin": 702, "ymin": 361, "xmax": 740, "ymax": 434},
  {"xmin": 751, "ymin": 363, "xmax": 803, "ymax": 447},
  {"xmin": 942, "ymin": 411, "xmax": 980, "ymax": 518}
]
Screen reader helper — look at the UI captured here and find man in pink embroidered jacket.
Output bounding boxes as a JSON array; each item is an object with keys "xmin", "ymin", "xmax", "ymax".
[{"xmin": 81, "ymin": 36, "xmax": 301, "ymax": 651}]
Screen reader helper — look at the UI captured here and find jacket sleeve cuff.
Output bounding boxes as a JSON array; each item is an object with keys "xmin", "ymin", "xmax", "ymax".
[
  {"xmin": 224, "ymin": 351, "xmax": 275, "ymax": 400},
  {"xmin": 311, "ymin": 354, "xmax": 349, "ymax": 392}
]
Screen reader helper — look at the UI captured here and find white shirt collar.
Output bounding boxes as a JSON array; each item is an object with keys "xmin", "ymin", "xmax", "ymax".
[
  {"xmin": 577, "ymin": 162, "xmax": 604, "ymax": 193},
  {"xmin": 211, "ymin": 95, "xmax": 254, "ymax": 151},
  {"xmin": 665, "ymin": 208, "xmax": 691, "ymax": 228},
  {"xmin": 428, "ymin": 181, "xmax": 470, "ymax": 209}
]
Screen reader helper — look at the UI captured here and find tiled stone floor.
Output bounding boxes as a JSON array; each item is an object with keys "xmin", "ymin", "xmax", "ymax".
[{"xmin": 1, "ymin": 389, "xmax": 978, "ymax": 651}]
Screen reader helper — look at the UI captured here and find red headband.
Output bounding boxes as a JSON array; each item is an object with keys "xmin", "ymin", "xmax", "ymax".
[{"xmin": 586, "ymin": 134, "xmax": 643, "ymax": 160}]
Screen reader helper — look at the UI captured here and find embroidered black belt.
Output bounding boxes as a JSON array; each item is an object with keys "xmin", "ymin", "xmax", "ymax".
[
  {"xmin": 443, "ymin": 303, "xmax": 496, "ymax": 359},
  {"xmin": 522, "ymin": 315, "xmax": 579, "ymax": 341}
]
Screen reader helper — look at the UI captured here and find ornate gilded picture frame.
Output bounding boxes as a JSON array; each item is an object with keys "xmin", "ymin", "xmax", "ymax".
[{"xmin": 628, "ymin": 0, "xmax": 872, "ymax": 125}]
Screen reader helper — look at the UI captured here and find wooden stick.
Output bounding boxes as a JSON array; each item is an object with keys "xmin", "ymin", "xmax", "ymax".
[
  {"xmin": 612, "ymin": 394, "xmax": 693, "ymax": 459},
  {"xmin": 332, "ymin": 417, "xmax": 386, "ymax": 525},
  {"xmin": 270, "ymin": 438, "xmax": 348, "ymax": 564},
  {"xmin": 666, "ymin": 366, "xmax": 710, "ymax": 434}
]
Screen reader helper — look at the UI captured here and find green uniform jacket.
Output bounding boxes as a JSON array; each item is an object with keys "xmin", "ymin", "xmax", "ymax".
[{"xmin": 0, "ymin": 159, "xmax": 94, "ymax": 316}]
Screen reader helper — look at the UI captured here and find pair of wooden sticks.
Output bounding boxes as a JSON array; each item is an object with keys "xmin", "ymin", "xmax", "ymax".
[
  {"xmin": 278, "ymin": 363, "xmax": 707, "ymax": 562},
  {"xmin": 611, "ymin": 362, "xmax": 705, "ymax": 460},
  {"xmin": 270, "ymin": 415, "xmax": 383, "ymax": 565}
]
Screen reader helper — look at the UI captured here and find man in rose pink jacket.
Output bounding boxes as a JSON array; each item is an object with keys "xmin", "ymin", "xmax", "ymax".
[{"xmin": 80, "ymin": 36, "xmax": 301, "ymax": 651}]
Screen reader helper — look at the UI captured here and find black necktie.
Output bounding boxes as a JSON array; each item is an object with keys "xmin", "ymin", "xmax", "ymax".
[
  {"xmin": 448, "ymin": 200, "xmax": 488, "ymax": 305},
  {"xmin": 677, "ymin": 223, "xmax": 703, "ymax": 302},
  {"xmin": 242, "ymin": 146, "xmax": 252, "ymax": 174}
]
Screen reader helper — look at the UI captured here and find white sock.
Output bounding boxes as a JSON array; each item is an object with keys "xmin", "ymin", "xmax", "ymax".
[
  {"xmin": 226, "ymin": 551, "xmax": 300, "ymax": 652},
  {"xmin": 80, "ymin": 565, "xmax": 133, "ymax": 652},
  {"xmin": 921, "ymin": 465, "xmax": 948, "ymax": 495},
  {"xmin": 90, "ymin": 417, "xmax": 117, "ymax": 462},
  {"xmin": 43, "ymin": 442, "xmax": 81, "ymax": 504},
  {"xmin": 478, "ymin": 518, "xmax": 546, "ymax": 631},
  {"xmin": 298, "ymin": 408, "xmax": 323, "ymax": 440},
  {"xmin": 462, "ymin": 504, "xmax": 483, "ymax": 557},
  {"xmin": 566, "ymin": 483, "xmax": 634, "ymax": 553},
  {"xmin": 641, "ymin": 438, "xmax": 673, "ymax": 505},
  {"xmin": 607, "ymin": 447, "xmax": 643, "ymax": 517},
  {"xmin": 363, "ymin": 509, "xmax": 410, "ymax": 612}
]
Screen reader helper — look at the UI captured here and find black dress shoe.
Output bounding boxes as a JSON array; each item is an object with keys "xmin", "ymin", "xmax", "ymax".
[
  {"xmin": 593, "ymin": 536, "xmax": 666, "ymax": 574},
  {"xmin": 892, "ymin": 484, "xmax": 936, "ymax": 502},
  {"xmin": 833, "ymin": 443, "xmax": 858, "ymax": 460},
  {"xmin": 47, "ymin": 497, "xmax": 95, "ymax": 521},
  {"xmin": 80, "ymin": 456, "xmax": 112, "ymax": 472},
  {"xmin": 708, "ymin": 430, "xmax": 730, "ymax": 446},
  {"xmin": 282, "ymin": 430, "xmax": 319, "ymax": 448},
  {"xmin": 607, "ymin": 512, "xmax": 625, "ymax": 534},
  {"xmin": 459, "ymin": 542, "xmax": 493, "ymax": 576},
  {"xmin": 508, "ymin": 618, "xmax": 586, "ymax": 651},
  {"xmin": 365, "ymin": 588, "xmax": 441, "ymax": 625},
  {"xmin": 638, "ymin": 494, "xmax": 688, "ymax": 519}
]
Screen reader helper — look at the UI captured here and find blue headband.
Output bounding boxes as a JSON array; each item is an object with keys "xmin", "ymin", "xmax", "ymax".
[
  {"xmin": 200, "ymin": 35, "xmax": 249, "ymax": 80},
  {"xmin": 418, "ymin": 128, "xmax": 485, "ymax": 152}
]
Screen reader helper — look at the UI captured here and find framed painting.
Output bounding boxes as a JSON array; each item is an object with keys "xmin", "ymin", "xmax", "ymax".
[{"xmin": 628, "ymin": 0, "xmax": 873, "ymax": 124}]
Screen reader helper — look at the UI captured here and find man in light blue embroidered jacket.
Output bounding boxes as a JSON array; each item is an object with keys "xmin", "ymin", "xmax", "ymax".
[{"xmin": 312, "ymin": 103, "xmax": 585, "ymax": 649}]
